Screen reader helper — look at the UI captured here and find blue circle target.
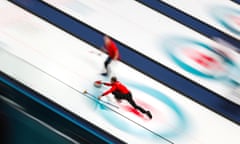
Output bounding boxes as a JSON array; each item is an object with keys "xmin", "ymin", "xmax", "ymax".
[
  {"xmin": 162, "ymin": 37, "xmax": 236, "ymax": 80},
  {"xmin": 91, "ymin": 81, "xmax": 188, "ymax": 139},
  {"xmin": 209, "ymin": 6, "xmax": 240, "ymax": 35}
]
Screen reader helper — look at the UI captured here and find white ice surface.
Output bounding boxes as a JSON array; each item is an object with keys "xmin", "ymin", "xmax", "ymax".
[{"xmin": 0, "ymin": 1, "xmax": 240, "ymax": 144}]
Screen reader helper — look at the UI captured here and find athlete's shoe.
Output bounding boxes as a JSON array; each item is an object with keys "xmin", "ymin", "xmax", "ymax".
[
  {"xmin": 101, "ymin": 72, "xmax": 108, "ymax": 76},
  {"xmin": 146, "ymin": 111, "xmax": 152, "ymax": 119}
]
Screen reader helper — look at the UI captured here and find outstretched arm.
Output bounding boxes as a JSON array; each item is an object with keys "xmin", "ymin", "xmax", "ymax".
[
  {"xmin": 113, "ymin": 50, "xmax": 119, "ymax": 60},
  {"xmin": 102, "ymin": 82, "xmax": 112, "ymax": 86},
  {"xmin": 98, "ymin": 85, "xmax": 116, "ymax": 100}
]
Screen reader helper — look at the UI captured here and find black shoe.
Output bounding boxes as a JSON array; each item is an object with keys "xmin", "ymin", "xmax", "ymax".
[
  {"xmin": 146, "ymin": 111, "xmax": 152, "ymax": 119},
  {"xmin": 101, "ymin": 72, "xmax": 108, "ymax": 76}
]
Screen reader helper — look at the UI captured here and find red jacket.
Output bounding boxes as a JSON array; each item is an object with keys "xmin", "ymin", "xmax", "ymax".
[
  {"xmin": 102, "ymin": 81, "xmax": 129, "ymax": 96},
  {"xmin": 105, "ymin": 39, "xmax": 119, "ymax": 59}
]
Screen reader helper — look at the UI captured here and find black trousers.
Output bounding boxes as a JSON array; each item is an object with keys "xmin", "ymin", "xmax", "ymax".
[
  {"xmin": 104, "ymin": 56, "xmax": 112, "ymax": 72},
  {"xmin": 112, "ymin": 91, "xmax": 147, "ymax": 114}
]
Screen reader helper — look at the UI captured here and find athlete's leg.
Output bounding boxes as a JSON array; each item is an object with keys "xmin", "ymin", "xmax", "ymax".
[
  {"xmin": 125, "ymin": 93, "xmax": 146, "ymax": 113},
  {"xmin": 102, "ymin": 56, "xmax": 112, "ymax": 76},
  {"xmin": 125, "ymin": 93, "xmax": 152, "ymax": 119},
  {"xmin": 113, "ymin": 92, "xmax": 152, "ymax": 119}
]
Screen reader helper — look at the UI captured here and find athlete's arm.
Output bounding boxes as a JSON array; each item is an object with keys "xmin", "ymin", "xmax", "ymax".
[
  {"xmin": 113, "ymin": 49, "xmax": 119, "ymax": 60},
  {"xmin": 98, "ymin": 86, "xmax": 116, "ymax": 100}
]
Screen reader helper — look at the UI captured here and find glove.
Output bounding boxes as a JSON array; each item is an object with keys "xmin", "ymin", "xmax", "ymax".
[{"xmin": 98, "ymin": 95, "xmax": 103, "ymax": 100}]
